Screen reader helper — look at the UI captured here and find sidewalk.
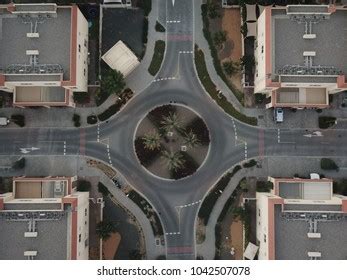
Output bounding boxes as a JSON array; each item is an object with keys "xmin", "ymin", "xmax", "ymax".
[
  {"xmin": 0, "ymin": 155, "xmax": 165, "ymax": 260},
  {"xmin": 0, "ymin": 1, "xmax": 162, "ymax": 128},
  {"xmin": 196, "ymin": 156, "xmax": 347, "ymax": 259},
  {"xmin": 193, "ymin": 1, "xmax": 347, "ymax": 129},
  {"xmin": 125, "ymin": 0, "xmax": 165, "ymax": 93}
]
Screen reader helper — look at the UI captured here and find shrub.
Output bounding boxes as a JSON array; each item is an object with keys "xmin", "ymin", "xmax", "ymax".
[
  {"xmin": 73, "ymin": 92, "xmax": 89, "ymax": 104},
  {"xmin": 87, "ymin": 115, "xmax": 98, "ymax": 125},
  {"xmin": 11, "ymin": 114, "xmax": 25, "ymax": 127},
  {"xmin": 98, "ymin": 182, "xmax": 110, "ymax": 197},
  {"xmin": 255, "ymin": 93, "xmax": 266, "ymax": 104},
  {"xmin": 316, "ymin": 108, "xmax": 322, "ymax": 113},
  {"xmin": 213, "ymin": 31, "xmax": 227, "ymax": 49},
  {"xmin": 155, "ymin": 21, "xmax": 165, "ymax": 32},
  {"xmin": 320, "ymin": 158, "xmax": 339, "ymax": 171},
  {"xmin": 318, "ymin": 116, "xmax": 336, "ymax": 129},
  {"xmin": 73, "ymin": 113, "xmax": 81, "ymax": 127},
  {"xmin": 243, "ymin": 159, "xmax": 257, "ymax": 168},
  {"xmin": 256, "ymin": 181, "xmax": 273, "ymax": 192},
  {"xmin": 96, "ymin": 220, "xmax": 118, "ymax": 240},
  {"xmin": 142, "ymin": 17, "xmax": 149, "ymax": 44},
  {"xmin": 97, "ymin": 102, "xmax": 122, "ymax": 121},
  {"xmin": 223, "ymin": 60, "xmax": 239, "ymax": 76},
  {"xmin": 12, "ymin": 157, "xmax": 25, "ymax": 170},
  {"xmin": 77, "ymin": 180, "xmax": 91, "ymax": 192},
  {"xmin": 148, "ymin": 40, "xmax": 165, "ymax": 76}
]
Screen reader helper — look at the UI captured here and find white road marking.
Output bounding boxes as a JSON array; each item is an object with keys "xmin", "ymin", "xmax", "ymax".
[
  {"xmin": 166, "ymin": 20, "xmax": 180, "ymax": 23},
  {"xmin": 106, "ymin": 144, "xmax": 113, "ymax": 166},
  {"xmin": 97, "ymin": 123, "xmax": 100, "ymax": 142},
  {"xmin": 244, "ymin": 142, "xmax": 248, "ymax": 160},
  {"xmin": 165, "ymin": 232, "xmax": 181, "ymax": 236},
  {"xmin": 178, "ymin": 51, "xmax": 193, "ymax": 54},
  {"xmin": 153, "ymin": 77, "xmax": 177, "ymax": 82},
  {"xmin": 19, "ymin": 147, "xmax": 40, "ymax": 154},
  {"xmin": 178, "ymin": 200, "xmax": 202, "ymax": 209},
  {"xmin": 172, "ymin": 0, "xmax": 175, "ymax": 7},
  {"xmin": 277, "ymin": 129, "xmax": 280, "ymax": 143},
  {"xmin": 231, "ymin": 118, "xmax": 238, "ymax": 143},
  {"xmin": 63, "ymin": 141, "xmax": 66, "ymax": 155}
]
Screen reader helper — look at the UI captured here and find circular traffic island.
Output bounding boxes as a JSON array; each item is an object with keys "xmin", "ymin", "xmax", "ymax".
[{"xmin": 135, "ymin": 104, "xmax": 210, "ymax": 180}]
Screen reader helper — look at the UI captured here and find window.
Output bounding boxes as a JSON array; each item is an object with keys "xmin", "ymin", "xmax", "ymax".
[
  {"xmin": 79, "ymin": 234, "xmax": 81, "ymax": 242},
  {"xmin": 84, "ymin": 69, "xmax": 86, "ymax": 76},
  {"xmin": 84, "ymin": 208, "xmax": 87, "ymax": 216},
  {"xmin": 263, "ymin": 234, "xmax": 267, "ymax": 243},
  {"xmin": 261, "ymin": 46, "xmax": 264, "ymax": 53},
  {"xmin": 84, "ymin": 40, "xmax": 87, "ymax": 47},
  {"xmin": 78, "ymin": 44, "xmax": 81, "ymax": 52}
]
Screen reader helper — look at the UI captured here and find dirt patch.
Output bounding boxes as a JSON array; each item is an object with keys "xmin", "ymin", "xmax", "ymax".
[
  {"xmin": 103, "ymin": 232, "xmax": 121, "ymax": 260},
  {"xmin": 196, "ymin": 217, "xmax": 206, "ymax": 244},
  {"xmin": 229, "ymin": 219, "xmax": 244, "ymax": 260},
  {"xmin": 220, "ymin": 8, "xmax": 243, "ymax": 92}
]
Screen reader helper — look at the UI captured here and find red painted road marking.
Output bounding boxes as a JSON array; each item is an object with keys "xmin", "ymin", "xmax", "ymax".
[
  {"xmin": 167, "ymin": 34, "xmax": 192, "ymax": 41},
  {"xmin": 79, "ymin": 128, "xmax": 85, "ymax": 156},
  {"xmin": 258, "ymin": 129, "xmax": 265, "ymax": 159},
  {"xmin": 167, "ymin": 246, "xmax": 193, "ymax": 254}
]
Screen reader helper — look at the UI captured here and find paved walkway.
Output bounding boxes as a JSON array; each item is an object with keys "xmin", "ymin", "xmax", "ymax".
[
  {"xmin": 0, "ymin": 155, "xmax": 165, "ymax": 260},
  {"xmin": 0, "ymin": 1, "xmax": 162, "ymax": 128},
  {"xmin": 125, "ymin": 0, "xmax": 165, "ymax": 93},
  {"xmin": 193, "ymin": 0, "xmax": 347, "ymax": 129},
  {"xmin": 197, "ymin": 156, "xmax": 347, "ymax": 259}
]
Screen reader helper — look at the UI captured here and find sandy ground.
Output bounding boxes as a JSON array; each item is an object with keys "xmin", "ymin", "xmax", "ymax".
[
  {"xmin": 229, "ymin": 219, "xmax": 244, "ymax": 260},
  {"xmin": 220, "ymin": 8, "xmax": 243, "ymax": 91},
  {"xmin": 103, "ymin": 232, "xmax": 121, "ymax": 260}
]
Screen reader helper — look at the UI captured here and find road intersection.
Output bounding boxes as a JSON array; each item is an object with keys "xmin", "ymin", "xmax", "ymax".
[{"xmin": 1, "ymin": 0, "xmax": 347, "ymax": 259}]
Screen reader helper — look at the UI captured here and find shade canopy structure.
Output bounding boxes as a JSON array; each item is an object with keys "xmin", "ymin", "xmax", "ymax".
[
  {"xmin": 102, "ymin": 40, "xmax": 140, "ymax": 77},
  {"xmin": 246, "ymin": 22, "xmax": 257, "ymax": 37},
  {"xmin": 246, "ymin": 4, "xmax": 257, "ymax": 22}
]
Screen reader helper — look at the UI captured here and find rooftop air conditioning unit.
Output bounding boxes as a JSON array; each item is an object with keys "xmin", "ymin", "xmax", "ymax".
[
  {"xmin": 24, "ymin": 251, "xmax": 37, "ymax": 257},
  {"xmin": 24, "ymin": 232, "xmax": 38, "ymax": 238}
]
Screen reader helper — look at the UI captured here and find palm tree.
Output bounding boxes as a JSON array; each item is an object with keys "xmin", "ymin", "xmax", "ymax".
[
  {"xmin": 142, "ymin": 131, "xmax": 161, "ymax": 151},
  {"xmin": 183, "ymin": 130, "xmax": 200, "ymax": 148},
  {"xmin": 96, "ymin": 220, "xmax": 118, "ymax": 240},
  {"xmin": 102, "ymin": 69, "xmax": 125, "ymax": 96},
  {"xmin": 161, "ymin": 150, "xmax": 185, "ymax": 171},
  {"xmin": 160, "ymin": 112, "xmax": 181, "ymax": 132}
]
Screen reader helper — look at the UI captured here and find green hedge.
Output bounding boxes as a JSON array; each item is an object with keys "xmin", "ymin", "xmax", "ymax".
[
  {"xmin": 318, "ymin": 116, "xmax": 336, "ymax": 129},
  {"xmin": 201, "ymin": 4, "xmax": 244, "ymax": 104},
  {"xmin": 148, "ymin": 40, "xmax": 165, "ymax": 76},
  {"xmin": 198, "ymin": 165, "xmax": 242, "ymax": 225},
  {"xmin": 194, "ymin": 46, "xmax": 257, "ymax": 126},
  {"xmin": 155, "ymin": 21, "xmax": 165, "ymax": 32}
]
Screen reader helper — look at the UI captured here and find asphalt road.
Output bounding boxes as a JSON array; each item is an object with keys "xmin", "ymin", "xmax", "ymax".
[{"xmin": 1, "ymin": 0, "xmax": 347, "ymax": 259}]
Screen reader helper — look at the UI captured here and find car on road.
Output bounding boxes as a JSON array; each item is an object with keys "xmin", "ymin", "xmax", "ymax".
[
  {"xmin": 274, "ymin": 108, "xmax": 284, "ymax": 123},
  {"xmin": 0, "ymin": 117, "xmax": 9, "ymax": 126}
]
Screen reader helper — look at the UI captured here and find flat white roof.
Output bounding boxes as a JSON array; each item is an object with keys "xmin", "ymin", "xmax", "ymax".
[{"xmin": 102, "ymin": 40, "xmax": 139, "ymax": 77}]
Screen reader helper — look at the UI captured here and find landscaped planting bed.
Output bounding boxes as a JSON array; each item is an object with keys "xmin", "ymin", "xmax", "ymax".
[
  {"xmin": 135, "ymin": 104, "xmax": 210, "ymax": 180},
  {"xmin": 148, "ymin": 40, "xmax": 166, "ymax": 76}
]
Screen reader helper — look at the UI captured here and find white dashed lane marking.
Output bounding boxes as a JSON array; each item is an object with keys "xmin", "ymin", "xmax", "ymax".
[
  {"xmin": 244, "ymin": 142, "xmax": 248, "ymax": 160},
  {"xmin": 106, "ymin": 144, "xmax": 113, "ymax": 166},
  {"xmin": 166, "ymin": 20, "xmax": 181, "ymax": 23},
  {"xmin": 166, "ymin": 232, "xmax": 181, "ymax": 235},
  {"xmin": 153, "ymin": 77, "xmax": 177, "ymax": 82},
  {"xmin": 97, "ymin": 123, "xmax": 100, "ymax": 142},
  {"xmin": 277, "ymin": 129, "xmax": 280, "ymax": 143},
  {"xmin": 178, "ymin": 51, "xmax": 193, "ymax": 54},
  {"xmin": 63, "ymin": 141, "xmax": 66, "ymax": 155},
  {"xmin": 178, "ymin": 200, "xmax": 202, "ymax": 208}
]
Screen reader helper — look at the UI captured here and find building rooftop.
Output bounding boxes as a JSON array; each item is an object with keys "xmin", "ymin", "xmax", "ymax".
[
  {"xmin": 0, "ymin": 5, "xmax": 71, "ymax": 80},
  {"xmin": 272, "ymin": 7, "xmax": 347, "ymax": 83},
  {"xmin": 0, "ymin": 208, "xmax": 70, "ymax": 260},
  {"xmin": 274, "ymin": 205, "xmax": 347, "ymax": 260}
]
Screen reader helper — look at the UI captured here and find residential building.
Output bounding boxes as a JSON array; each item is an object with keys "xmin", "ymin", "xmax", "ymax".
[
  {"xmin": 254, "ymin": 5, "xmax": 347, "ymax": 109},
  {"xmin": 0, "ymin": 177, "xmax": 89, "ymax": 260},
  {"xmin": 256, "ymin": 176, "xmax": 347, "ymax": 260},
  {"xmin": 0, "ymin": 3, "xmax": 88, "ymax": 107}
]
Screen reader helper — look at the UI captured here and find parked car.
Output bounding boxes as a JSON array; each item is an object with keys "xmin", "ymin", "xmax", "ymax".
[
  {"xmin": 274, "ymin": 108, "xmax": 284, "ymax": 123},
  {"xmin": 0, "ymin": 117, "xmax": 9, "ymax": 126}
]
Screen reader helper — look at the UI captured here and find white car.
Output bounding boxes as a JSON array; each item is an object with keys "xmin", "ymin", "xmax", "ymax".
[{"xmin": 274, "ymin": 108, "xmax": 284, "ymax": 123}]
